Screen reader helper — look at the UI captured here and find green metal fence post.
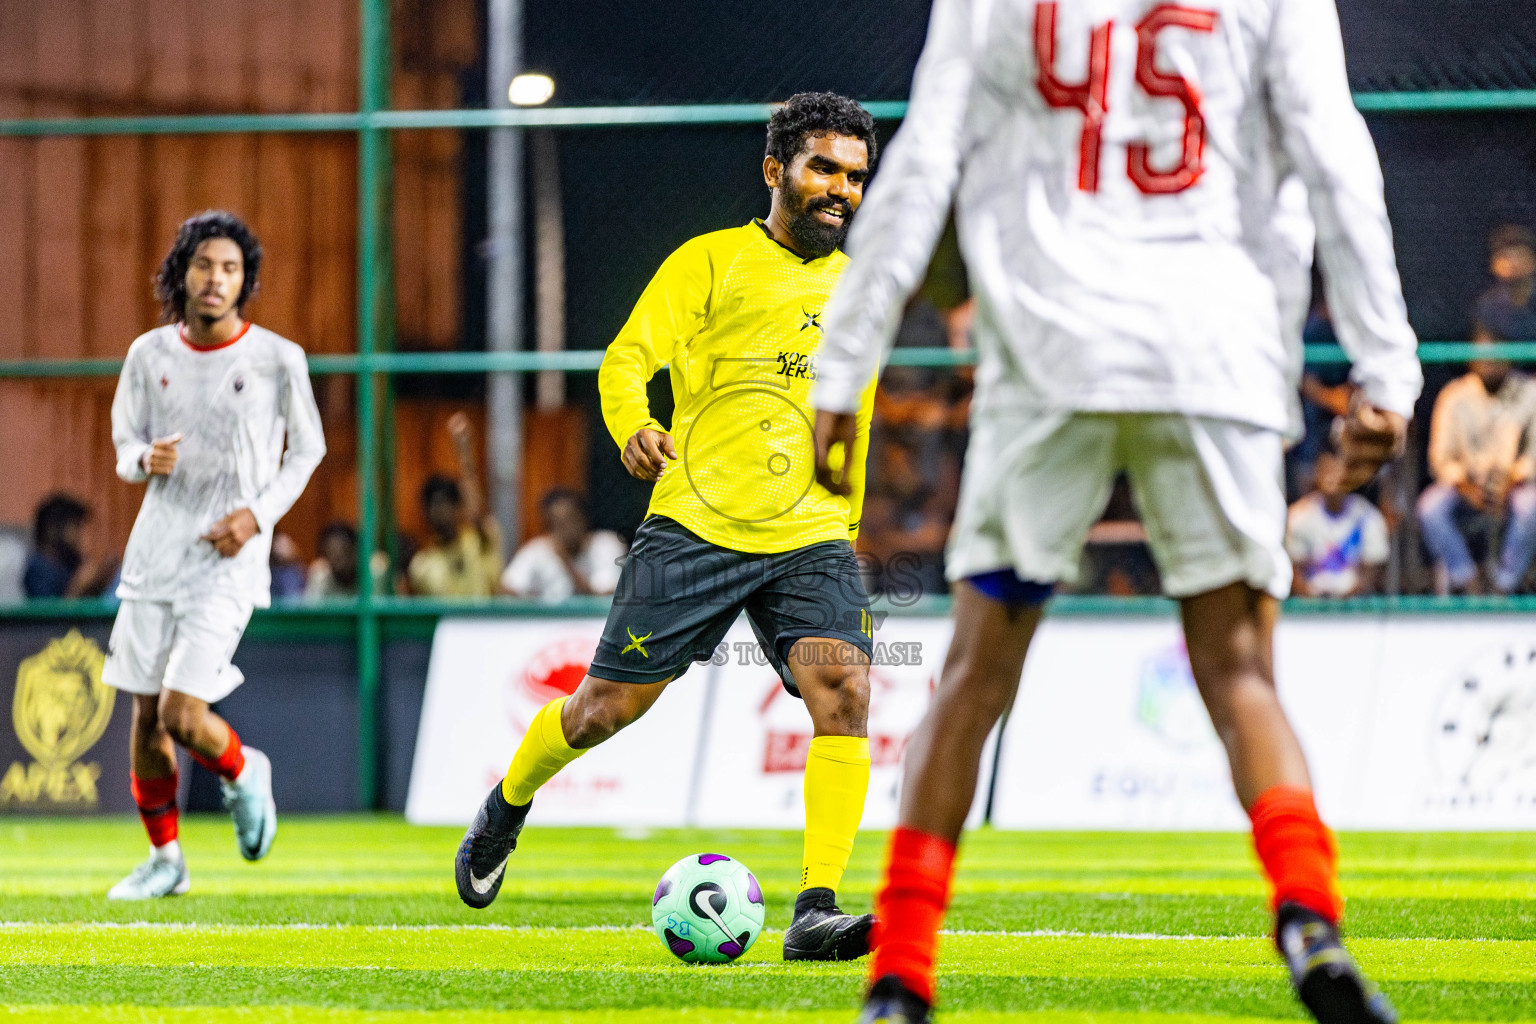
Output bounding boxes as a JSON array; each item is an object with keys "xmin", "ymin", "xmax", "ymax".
[{"xmin": 356, "ymin": 0, "xmax": 391, "ymax": 810}]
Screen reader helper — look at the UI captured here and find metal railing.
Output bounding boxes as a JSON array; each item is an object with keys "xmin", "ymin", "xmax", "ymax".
[{"xmin": 1, "ymin": 0, "xmax": 1531, "ymax": 803}]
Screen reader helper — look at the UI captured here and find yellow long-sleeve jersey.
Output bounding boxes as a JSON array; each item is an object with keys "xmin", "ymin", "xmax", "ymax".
[{"xmin": 600, "ymin": 221, "xmax": 878, "ymax": 555}]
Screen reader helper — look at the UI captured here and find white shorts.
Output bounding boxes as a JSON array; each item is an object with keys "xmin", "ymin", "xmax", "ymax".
[
  {"xmin": 946, "ymin": 411, "xmax": 1292, "ymax": 600},
  {"xmin": 101, "ymin": 594, "xmax": 254, "ymax": 703}
]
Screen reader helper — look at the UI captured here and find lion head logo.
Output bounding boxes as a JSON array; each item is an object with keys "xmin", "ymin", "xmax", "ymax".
[{"xmin": 13, "ymin": 630, "xmax": 113, "ymax": 769}]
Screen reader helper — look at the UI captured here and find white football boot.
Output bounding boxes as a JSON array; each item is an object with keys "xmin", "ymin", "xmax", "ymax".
[
  {"xmin": 108, "ymin": 847, "xmax": 190, "ymax": 900},
  {"xmin": 221, "ymin": 746, "xmax": 277, "ymax": 861}
]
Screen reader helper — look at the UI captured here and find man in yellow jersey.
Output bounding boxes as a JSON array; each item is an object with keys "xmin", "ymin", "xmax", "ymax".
[{"xmin": 455, "ymin": 92, "xmax": 882, "ymax": 962}]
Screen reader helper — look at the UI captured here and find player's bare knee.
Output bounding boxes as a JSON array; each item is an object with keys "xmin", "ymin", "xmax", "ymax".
[
  {"xmin": 130, "ymin": 695, "xmax": 161, "ymax": 735},
  {"xmin": 563, "ymin": 680, "xmax": 655, "ymax": 748},
  {"xmin": 937, "ymin": 650, "xmax": 1018, "ymax": 719},
  {"xmin": 156, "ymin": 693, "xmax": 202, "ymax": 747},
  {"xmin": 801, "ymin": 662, "xmax": 870, "ymax": 735}
]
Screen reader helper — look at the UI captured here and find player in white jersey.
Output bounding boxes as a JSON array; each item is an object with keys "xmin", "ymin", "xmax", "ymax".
[
  {"xmin": 102, "ymin": 212, "xmax": 326, "ymax": 900},
  {"xmin": 810, "ymin": 2, "xmax": 1421, "ymax": 1022}
]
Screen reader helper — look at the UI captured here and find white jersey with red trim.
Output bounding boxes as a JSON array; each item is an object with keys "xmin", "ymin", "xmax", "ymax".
[
  {"xmin": 814, "ymin": 0, "xmax": 1422, "ymax": 435},
  {"xmin": 111, "ymin": 323, "xmax": 327, "ymax": 606}
]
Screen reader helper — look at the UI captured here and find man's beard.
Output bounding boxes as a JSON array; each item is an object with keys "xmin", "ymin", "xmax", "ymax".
[{"xmin": 782, "ymin": 188, "xmax": 852, "ymax": 260}]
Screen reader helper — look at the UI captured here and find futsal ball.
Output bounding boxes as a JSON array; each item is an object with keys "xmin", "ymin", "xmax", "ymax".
[{"xmin": 651, "ymin": 852, "xmax": 766, "ymax": 963}]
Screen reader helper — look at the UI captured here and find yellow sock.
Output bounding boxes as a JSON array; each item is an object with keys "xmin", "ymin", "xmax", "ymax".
[
  {"xmin": 501, "ymin": 697, "xmax": 587, "ymax": 806},
  {"xmin": 800, "ymin": 735, "xmax": 871, "ymax": 893}
]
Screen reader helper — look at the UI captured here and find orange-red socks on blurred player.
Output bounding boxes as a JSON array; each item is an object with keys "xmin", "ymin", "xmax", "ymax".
[
  {"xmin": 131, "ymin": 773, "xmax": 179, "ymax": 848},
  {"xmin": 192, "ymin": 725, "xmax": 247, "ymax": 782},
  {"xmin": 869, "ymin": 827, "xmax": 957, "ymax": 1006},
  {"xmin": 1249, "ymin": 785, "xmax": 1343, "ymax": 922}
]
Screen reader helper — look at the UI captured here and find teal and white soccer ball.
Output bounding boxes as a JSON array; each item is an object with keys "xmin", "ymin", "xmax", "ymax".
[{"xmin": 651, "ymin": 852, "xmax": 765, "ymax": 963}]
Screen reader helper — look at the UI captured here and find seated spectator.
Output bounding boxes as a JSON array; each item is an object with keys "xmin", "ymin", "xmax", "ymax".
[
  {"xmin": 1473, "ymin": 224, "xmax": 1536, "ymax": 343},
  {"xmin": 269, "ymin": 531, "xmax": 307, "ymax": 602},
  {"xmin": 305, "ymin": 522, "xmax": 387, "ymax": 600},
  {"xmin": 1287, "ymin": 450, "xmax": 1389, "ymax": 597},
  {"xmin": 408, "ymin": 413, "xmax": 502, "ymax": 597},
  {"xmin": 502, "ymin": 490, "xmax": 627, "ymax": 603},
  {"xmin": 1416, "ymin": 341, "xmax": 1536, "ymax": 594},
  {"xmin": 0, "ymin": 526, "xmax": 26, "ymax": 604},
  {"xmin": 24, "ymin": 494, "xmax": 117, "ymax": 599},
  {"xmin": 1286, "ymin": 295, "xmax": 1356, "ymax": 499}
]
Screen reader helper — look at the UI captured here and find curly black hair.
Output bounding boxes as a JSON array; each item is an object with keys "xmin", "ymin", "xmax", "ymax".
[
  {"xmin": 766, "ymin": 92, "xmax": 878, "ymax": 169},
  {"xmin": 154, "ymin": 210, "xmax": 263, "ymax": 322}
]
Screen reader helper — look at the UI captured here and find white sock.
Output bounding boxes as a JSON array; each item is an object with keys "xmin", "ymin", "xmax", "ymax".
[{"xmin": 152, "ymin": 839, "xmax": 182, "ymax": 863}]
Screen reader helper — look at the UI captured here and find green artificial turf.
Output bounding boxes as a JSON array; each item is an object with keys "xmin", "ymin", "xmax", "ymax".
[{"xmin": 0, "ymin": 817, "xmax": 1531, "ymax": 1022}]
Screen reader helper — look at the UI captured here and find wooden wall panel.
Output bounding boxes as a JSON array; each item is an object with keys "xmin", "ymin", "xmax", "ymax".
[{"xmin": 0, "ymin": 0, "xmax": 480, "ymax": 564}]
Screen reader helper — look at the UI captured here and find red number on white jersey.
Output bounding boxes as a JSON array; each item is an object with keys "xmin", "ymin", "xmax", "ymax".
[
  {"xmin": 1034, "ymin": 2, "xmax": 1219, "ymax": 195},
  {"xmin": 1034, "ymin": 2, "xmax": 1113, "ymax": 193}
]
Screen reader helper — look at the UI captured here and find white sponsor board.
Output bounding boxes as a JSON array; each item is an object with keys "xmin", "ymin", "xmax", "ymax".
[
  {"xmin": 409, "ymin": 613, "xmax": 1536, "ymax": 830},
  {"xmin": 408, "ymin": 614, "xmax": 989, "ymax": 829},
  {"xmin": 406, "ymin": 618, "xmax": 707, "ymax": 827},
  {"xmin": 1360, "ymin": 615, "xmax": 1536, "ymax": 829},
  {"xmin": 689, "ymin": 617, "xmax": 993, "ymax": 830},
  {"xmin": 990, "ymin": 617, "xmax": 1382, "ymax": 830}
]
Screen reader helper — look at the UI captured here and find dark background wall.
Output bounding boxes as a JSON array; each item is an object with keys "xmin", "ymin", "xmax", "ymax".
[{"xmin": 514, "ymin": 1, "xmax": 1536, "ymax": 531}]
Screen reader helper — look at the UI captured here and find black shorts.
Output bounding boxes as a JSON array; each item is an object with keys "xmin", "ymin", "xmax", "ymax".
[{"xmin": 588, "ymin": 516, "xmax": 875, "ymax": 696}]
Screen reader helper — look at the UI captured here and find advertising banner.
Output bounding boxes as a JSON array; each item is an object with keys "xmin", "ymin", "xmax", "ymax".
[
  {"xmin": 0, "ymin": 625, "xmax": 134, "ymax": 815},
  {"xmin": 1359, "ymin": 615, "xmax": 1536, "ymax": 829},
  {"xmin": 408, "ymin": 611, "xmax": 1536, "ymax": 830},
  {"xmin": 990, "ymin": 617, "xmax": 1383, "ymax": 830},
  {"xmin": 406, "ymin": 618, "xmax": 708, "ymax": 827},
  {"xmin": 689, "ymin": 617, "xmax": 993, "ymax": 830}
]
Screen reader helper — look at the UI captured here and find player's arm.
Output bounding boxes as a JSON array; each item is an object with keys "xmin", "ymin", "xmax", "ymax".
[
  {"xmin": 812, "ymin": 372, "xmax": 883, "ymax": 502},
  {"xmin": 111, "ymin": 344, "xmax": 164, "ymax": 482},
  {"xmin": 209, "ymin": 347, "xmax": 328, "ymax": 557},
  {"xmin": 1283, "ymin": 513, "xmax": 1311, "ymax": 597},
  {"xmin": 599, "ymin": 238, "xmax": 713, "ymax": 481},
  {"xmin": 1265, "ymin": 0, "xmax": 1421, "ymax": 488},
  {"xmin": 812, "ymin": 0, "xmax": 977, "ymax": 432}
]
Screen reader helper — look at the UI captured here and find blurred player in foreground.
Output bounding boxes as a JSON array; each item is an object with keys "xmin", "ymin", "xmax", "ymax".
[
  {"xmin": 812, "ymin": 1, "xmax": 1421, "ymax": 1020},
  {"xmin": 104, "ymin": 211, "xmax": 326, "ymax": 899},
  {"xmin": 457, "ymin": 93, "xmax": 882, "ymax": 961}
]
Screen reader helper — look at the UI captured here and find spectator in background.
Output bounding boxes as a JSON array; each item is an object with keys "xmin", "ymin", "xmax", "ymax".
[
  {"xmin": 268, "ymin": 532, "xmax": 307, "ymax": 602},
  {"xmin": 1286, "ymin": 292, "xmax": 1355, "ymax": 500},
  {"xmin": 305, "ymin": 522, "xmax": 387, "ymax": 600},
  {"xmin": 502, "ymin": 489, "xmax": 627, "ymax": 603},
  {"xmin": 24, "ymin": 494, "xmax": 116, "ymax": 599},
  {"xmin": 408, "ymin": 413, "xmax": 502, "ymax": 597},
  {"xmin": 0, "ymin": 526, "xmax": 27, "ymax": 604},
  {"xmin": 1416, "ymin": 339, "xmax": 1536, "ymax": 594},
  {"xmin": 1473, "ymin": 225, "xmax": 1536, "ymax": 343},
  {"xmin": 1287, "ymin": 449, "xmax": 1389, "ymax": 597}
]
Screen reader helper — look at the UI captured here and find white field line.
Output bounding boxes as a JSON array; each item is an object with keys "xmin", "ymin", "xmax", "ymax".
[{"xmin": 0, "ymin": 922, "xmax": 1513, "ymax": 943}]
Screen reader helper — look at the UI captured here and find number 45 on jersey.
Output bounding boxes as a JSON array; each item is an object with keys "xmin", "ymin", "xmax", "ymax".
[{"xmin": 1036, "ymin": 2, "xmax": 1217, "ymax": 195}]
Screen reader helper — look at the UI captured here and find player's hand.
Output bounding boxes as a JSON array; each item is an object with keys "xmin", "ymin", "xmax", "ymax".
[
  {"xmin": 813, "ymin": 409, "xmax": 859, "ymax": 497},
  {"xmin": 142, "ymin": 433, "xmax": 183, "ymax": 476},
  {"xmin": 447, "ymin": 411, "xmax": 472, "ymax": 447},
  {"xmin": 1334, "ymin": 402, "xmax": 1407, "ymax": 491},
  {"xmin": 202, "ymin": 508, "xmax": 260, "ymax": 558},
  {"xmin": 622, "ymin": 428, "xmax": 677, "ymax": 482}
]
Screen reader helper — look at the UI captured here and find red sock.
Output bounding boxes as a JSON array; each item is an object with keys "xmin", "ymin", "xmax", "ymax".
[
  {"xmin": 870, "ymin": 827, "xmax": 957, "ymax": 1006},
  {"xmin": 1250, "ymin": 785, "xmax": 1343, "ymax": 923},
  {"xmin": 130, "ymin": 773, "xmax": 179, "ymax": 848},
  {"xmin": 192, "ymin": 725, "xmax": 246, "ymax": 782}
]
